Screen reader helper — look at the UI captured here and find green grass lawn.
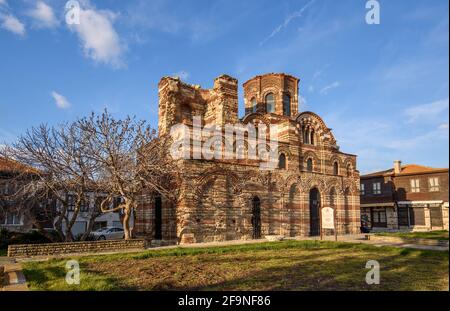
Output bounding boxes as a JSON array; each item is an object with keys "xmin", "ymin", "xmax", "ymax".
[
  {"xmin": 0, "ymin": 249, "xmax": 7, "ymax": 257},
  {"xmin": 375, "ymin": 230, "xmax": 449, "ymax": 241},
  {"xmin": 22, "ymin": 240, "xmax": 449, "ymax": 291}
]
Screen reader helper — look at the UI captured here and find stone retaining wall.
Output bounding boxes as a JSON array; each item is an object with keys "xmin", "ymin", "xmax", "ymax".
[
  {"xmin": 8, "ymin": 239, "xmax": 146, "ymax": 258},
  {"xmin": 367, "ymin": 235, "xmax": 449, "ymax": 247}
]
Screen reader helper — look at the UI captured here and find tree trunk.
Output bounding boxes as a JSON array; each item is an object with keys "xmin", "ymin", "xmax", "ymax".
[
  {"xmin": 123, "ymin": 207, "xmax": 131, "ymax": 240},
  {"xmin": 81, "ymin": 211, "xmax": 99, "ymax": 241}
]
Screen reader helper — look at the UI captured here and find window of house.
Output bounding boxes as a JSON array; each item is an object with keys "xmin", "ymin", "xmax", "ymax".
[
  {"xmin": 429, "ymin": 177, "xmax": 440, "ymax": 192},
  {"xmin": 67, "ymin": 194, "xmax": 75, "ymax": 212},
  {"xmin": 4, "ymin": 212, "xmax": 21, "ymax": 225},
  {"xmin": 371, "ymin": 207, "xmax": 387, "ymax": 227},
  {"xmin": 265, "ymin": 93, "xmax": 275, "ymax": 113},
  {"xmin": 333, "ymin": 162, "xmax": 339, "ymax": 175},
  {"xmin": 80, "ymin": 195, "xmax": 90, "ymax": 212},
  {"xmin": 251, "ymin": 97, "xmax": 257, "ymax": 113},
  {"xmin": 372, "ymin": 182, "xmax": 381, "ymax": 194},
  {"xmin": 278, "ymin": 153, "xmax": 286, "ymax": 169},
  {"xmin": 282, "ymin": 94, "xmax": 291, "ymax": 116},
  {"xmin": 310, "ymin": 129, "xmax": 315, "ymax": 145},
  {"xmin": 360, "ymin": 183, "xmax": 365, "ymax": 195},
  {"xmin": 306, "ymin": 158, "xmax": 313, "ymax": 172},
  {"xmin": 410, "ymin": 179, "xmax": 420, "ymax": 193}
]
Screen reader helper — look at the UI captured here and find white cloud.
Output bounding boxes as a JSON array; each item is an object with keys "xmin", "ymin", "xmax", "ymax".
[
  {"xmin": 319, "ymin": 81, "xmax": 340, "ymax": 95},
  {"xmin": 405, "ymin": 98, "xmax": 449, "ymax": 123},
  {"xmin": 0, "ymin": 13, "xmax": 25, "ymax": 36},
  {"xmin": 173, "ymin": 71, "xmax": 189, "ymax": 80},
  {"xmin": 260, "ymin": 0, "xmax": 315, "ymax": 46},
  {"xmin": 26, "ymin": 1, "xmax": 58, "ymax": 29},
  {"xmin": 68, "ymin": 4, "xmax": 125, "ymax": 68},
  {"xmin": 439, "ymin": 123, "xmax": 449, "ymax": 130},
  {"xmin": 385, "ymin": 127, "xmax": 449, "ymax": 150},
  {"xmin": 51, "ymin": 91, "xmax": 71, "ymax": 109}
]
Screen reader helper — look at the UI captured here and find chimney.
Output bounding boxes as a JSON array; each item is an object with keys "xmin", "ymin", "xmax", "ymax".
[{"xmin": 394, "ymin": 160, "xmax": 402, "ymax": 174}]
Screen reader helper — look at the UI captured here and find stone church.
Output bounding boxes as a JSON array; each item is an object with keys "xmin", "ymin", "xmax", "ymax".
[{"xmin": 135, "ymin": 73, "xmax": 361, "ymax": 244}]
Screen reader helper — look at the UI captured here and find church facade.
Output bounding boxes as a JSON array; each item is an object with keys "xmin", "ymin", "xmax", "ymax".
[{"xmin": 135, "ymin": 73, "xmax": 361, "ymax": 244}]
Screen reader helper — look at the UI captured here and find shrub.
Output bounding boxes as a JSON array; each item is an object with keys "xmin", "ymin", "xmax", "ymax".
[{"xmin": 0, "ymin": 229, "xmax": 58, "ymax": 250}]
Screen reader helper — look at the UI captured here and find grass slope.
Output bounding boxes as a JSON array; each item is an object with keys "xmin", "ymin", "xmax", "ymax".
[{"xmin": 23, "ymin": 240, "xmax": 449, "ymax": 291}]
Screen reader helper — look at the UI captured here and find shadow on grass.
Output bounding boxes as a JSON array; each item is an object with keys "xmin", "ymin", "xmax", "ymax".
[{"xmin": 22, "ymin": 241, "xmax": 449, "ymax": 291}]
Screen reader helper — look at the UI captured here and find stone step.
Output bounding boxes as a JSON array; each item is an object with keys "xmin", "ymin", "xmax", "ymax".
[{"xmin": 1, "ymin": 263, "xmax": 28, "ymax": 291}]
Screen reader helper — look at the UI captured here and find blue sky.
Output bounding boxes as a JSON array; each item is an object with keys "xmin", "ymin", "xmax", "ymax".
[{"xmin": 0, "ymin": 0, "xmax": 448, "ymax": 174}]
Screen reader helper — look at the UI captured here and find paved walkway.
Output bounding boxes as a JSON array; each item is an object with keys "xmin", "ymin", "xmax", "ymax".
[
  {"xmin": 304, "ymin": 234, "xmax": 449, "ymax": 251},
  {"xmin": 0, "ymin": 258, "xmax": 28, "ymax": 291}
]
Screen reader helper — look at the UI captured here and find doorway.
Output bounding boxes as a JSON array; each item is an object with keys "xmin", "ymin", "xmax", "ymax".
[
  {"xmin": 251, "ymin": 197, "xmax": 261, "ymax": 239},
  {"xmin": 309, "ymin": 188, "xmax": 320, "ymax": 236}
]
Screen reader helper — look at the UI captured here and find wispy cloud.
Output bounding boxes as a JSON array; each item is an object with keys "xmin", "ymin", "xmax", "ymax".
[
  {"xmin": 405, "ymin": 98, "xmax": 449, "ymax": 123},
  {"xmin": 0, "ymin": 12, "xmax": 25, "ymax": 36},
  {"xmin": 385, "ymin": 126, "xmax": 449, "ymax": 150},
  {"xmin": 51, "ymin": 91, "xmax": 71, "ymax": 109},
  {"xmin": 259, "ymin": 0, "xmax": 315, "ymax": 46},
  {"xmin": 319, "ymin": 81, "xmax": 340, "ymax": 95},
  {"xmin": 68, "ymin": 2, "xmax": 125, "ymax": 68},
  {"xmin": 26, "ymin": 1, "xmax": 58, "ymax": 29}
]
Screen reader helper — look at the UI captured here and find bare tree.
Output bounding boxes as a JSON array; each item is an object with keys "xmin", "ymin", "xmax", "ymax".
[
  {"xmin": 2, "ymin": 110, "xmax": 180, "ymax": 241},
  {"xmin": 79, "ymin": 111, "xmax": 179, "ymax": 239},
  {"xmin": 1, "ymin": 122, "xmax": 100, "ymax": 242}
]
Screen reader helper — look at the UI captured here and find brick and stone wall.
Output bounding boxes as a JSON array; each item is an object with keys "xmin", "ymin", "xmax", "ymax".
[
  {"xmin": 136, "ymin": 73, "xmax": 361, "ymax": 244},
  {"xmin": 8, "ymin": 239, "xmax": 146, "ymax": 258}
]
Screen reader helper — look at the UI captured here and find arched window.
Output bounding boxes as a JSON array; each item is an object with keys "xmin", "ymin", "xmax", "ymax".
[
  {"xmin": 346, "ymin": 164, "xmax": 352, "ymax": 177},
  {"xmin": 251, "ymin": 97, "xmax": 257, "ymax": 113},
  {"xmin": 265, "ymin": 93, "xmax": 275, "ymax": 113},
  {"xmin": 303, "ymin": 128, "xmax": 310, "ymax": 144},
  {"xmin": 278, "ymin": 153, "xmax": 286, "ymax": 169},
  {"xmin": 310, "ymin": 129, "xmax": 315, "ymax": 145},
  {"xmin": 283, "ymin": 94, "xmax": 291, "ymax": 116},
  {"xmin": 333, "ymin": 161, "xmax": 339, "ymax": 175},
  {"xmin": 306, "ymin": 158, "xmax": 313, "ymax": 172}
]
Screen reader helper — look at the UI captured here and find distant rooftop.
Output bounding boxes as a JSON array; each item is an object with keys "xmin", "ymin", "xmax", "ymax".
[
  {"xmin": 0, "ymin": 157, "xmax": 38, "ymax": 174},
  {"xmin": 362, "ymin": 164, "xmax": 448, "ymax": 178}
]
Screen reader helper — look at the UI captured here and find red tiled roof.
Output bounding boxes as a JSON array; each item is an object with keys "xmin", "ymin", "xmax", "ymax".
[
  {"xmin": 362, "ymin": 164, "xmax": 448, "ymax": 178},
  {"xmin": 0, "ymin": 157, "xmax": 38, "ymax": 174}
]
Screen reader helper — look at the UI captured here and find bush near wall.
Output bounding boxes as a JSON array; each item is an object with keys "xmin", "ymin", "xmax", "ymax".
[{"xmin": 0, "ymin": 229, "xmax": 58, "ymax": 254}]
